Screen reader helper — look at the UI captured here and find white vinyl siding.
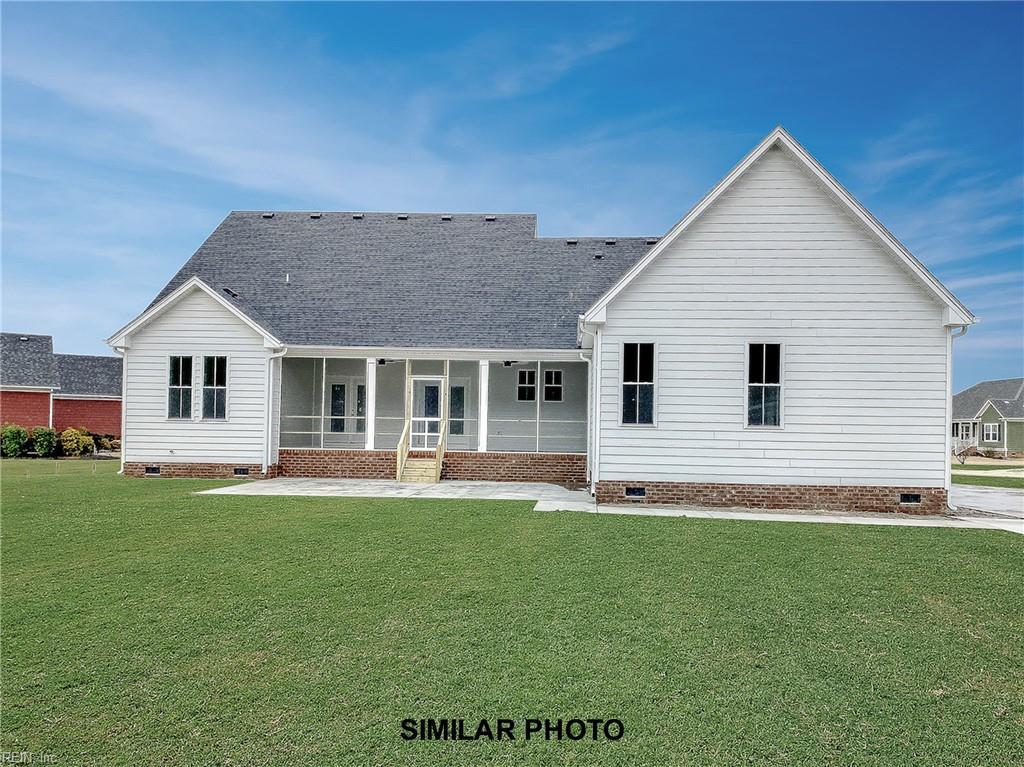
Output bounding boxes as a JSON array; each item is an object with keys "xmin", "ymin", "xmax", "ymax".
[
  {"xmin": 596, "ymin": 145, "xmax": 949, "ymax": 488},
  {"xmin": 123, "ymin": 287, "xmax": 270, "ymax": 464}
]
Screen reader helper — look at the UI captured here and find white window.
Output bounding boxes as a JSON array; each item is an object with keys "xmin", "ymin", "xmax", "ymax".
[
  {"xmin": 747, "ymin": 343, "xmax": 782, "ymax": 427},
  {"xmin": 622, "ymin": 343, "xmax": 655, "ymax": 425},
  {"xmin": 983, "ymin": 423, "xmax": 1000, "ymax": 442},
  {"xmin": 543, "ymin": 369, "xmax": 563, "ymax": 402},
  {"xmin": 202, "ymin": 356, "xmax": 227, "ymax": 420},
  {"xmin": 516, "ymin": 369, "xmax": 536, "ymax": 401},
  {"xmin": 167, "ymin": 356, "xmax": 192, "ymax": 419}
]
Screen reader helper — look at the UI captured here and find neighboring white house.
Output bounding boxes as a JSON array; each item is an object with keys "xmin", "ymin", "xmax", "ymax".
[{"xmin": 107, "ymin": 127, "xmax": 975, "ymax": 513}]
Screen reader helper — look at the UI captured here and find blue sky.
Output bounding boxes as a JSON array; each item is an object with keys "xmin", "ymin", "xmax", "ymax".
[{"xmin": 2, "ymin": 1, "xmax": 1021, "ymax": 390}]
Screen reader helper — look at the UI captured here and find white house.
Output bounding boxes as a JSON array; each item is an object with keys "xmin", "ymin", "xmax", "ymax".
[{"xmin": 106, "ymin": 127, "xmax": 975, "ymax": 513}]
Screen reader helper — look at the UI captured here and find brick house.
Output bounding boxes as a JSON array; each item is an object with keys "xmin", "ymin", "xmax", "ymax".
[
  {"xmin": 107, "ymin": 127, "xmax": 975, "ymax": 513},
  {"xmin": 0, "ymin": 333, "xmax": 57, "ymax": 429},
  {"xmin": 0, "ymin": 333, "xmax": 123, "ymax": 436}
]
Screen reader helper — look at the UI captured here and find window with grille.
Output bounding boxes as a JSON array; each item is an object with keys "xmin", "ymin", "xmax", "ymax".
[
  {"xmin": 622, "ymin": 343, "xmax": 654, "ymax": 425},
  {"xmin": 202, "ymin": 356, "xmax": 227, "ymax": 420},
  {"xmin": 167, "ymin": 356, "xmax": 192, "ymax": 419},
  {"xmin": 747, "ymin": 343, "xmax": 781, "ymax": 427}
]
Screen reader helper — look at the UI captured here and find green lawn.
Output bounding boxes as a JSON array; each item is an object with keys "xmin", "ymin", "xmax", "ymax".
[
  {"xmin": 951, "ymin": 464, "xmax": 1023, "ymax": 471},
  {"xmin": 952, "ymin": 473, "xmax": 1024, "ymax": 489},
  {"xmin": 2, "ymin": 460, "xmax": 1022, "ymax": 766}
]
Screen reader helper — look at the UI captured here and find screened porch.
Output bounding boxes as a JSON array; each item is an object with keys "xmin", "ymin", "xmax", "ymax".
[{"xmin": 278, "ymin": 357, "xmax": 587, "ymax": 454}]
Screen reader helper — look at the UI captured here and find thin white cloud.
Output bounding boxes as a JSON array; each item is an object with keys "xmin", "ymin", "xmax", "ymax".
[{"xmin": 945, "ymin": 270, "xmax": 1024, "ymax": 291}]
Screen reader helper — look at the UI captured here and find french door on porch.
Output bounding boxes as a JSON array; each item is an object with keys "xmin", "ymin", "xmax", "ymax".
[{"xmin": 410, "ymin": 377, "xmax": 444, "ymax": 449}]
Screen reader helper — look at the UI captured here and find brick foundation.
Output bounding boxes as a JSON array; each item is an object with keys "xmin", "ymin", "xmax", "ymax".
[
  {"xmin": 441, "ymin": 451, "xmax": 587, "ymax": 489},
  {"xmin": 276, "ymin": 448, "xmax": 587, "ymax": 488},
  {"xmin": 594, "ymin": 480, "xmax": 948, "ymax": 515},
  {"xmin": 278, "ymin": 449, "xmax": 396, "ymax": 479},
  {"xmin": 124, "ymin": 462, "xmax": 277, "ymax": 479}
]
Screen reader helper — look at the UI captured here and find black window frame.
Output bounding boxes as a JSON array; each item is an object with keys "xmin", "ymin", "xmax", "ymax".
[
  {"xmin": 167, "ymin": 355, "xmax": 193, "ymax": 420},
  {"xmin": 516, "ymin": 369, "xmax": 536, "ymax": 402},
  {"xmin": 621, "ymin": 342, "xmax": 655, "ymax": 425},
  {"xmin": 543, "ymin": 369, "xmax": 563, "ymax": 402},
  {"xmin": 747, "ymin": 343, "xmax": 782, "ymax": 428},
  {"xmin": 202, "ymin": 355, "xmax": 228, "ymax": 421}
]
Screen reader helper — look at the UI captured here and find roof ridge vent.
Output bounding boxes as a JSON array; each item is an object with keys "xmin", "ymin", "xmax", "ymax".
[
  {"xmin": 310, "ymin": 212, "xmax": 322, "ymax": 219},
  {"xmin": 261, "ymin": 212, "xmax": 274, "ymax": 219},
  {"xmin": 397, "ymin": 214, "xmax": 409, "ymax": 220},
  {"xmin": 645, "ymin": 237, "xmax": 659, "ymax": 245},
  {"xmin": 352, "ymin": 213, "xmax": 364, "ymax": 220},
  {"xmin": 441, "ymin": 214, "xmax": 452, "ymax": 221},
  {"xmin": 484, "ymin": 215, "xmax": 496, "ymax": 221},
  {"xmin": 605, "ymin": 239, "xmax": 617, "ymax": 245},
  {"xmin": 566, "ymin": 239, "xmax": 578, "ymax": 246}
]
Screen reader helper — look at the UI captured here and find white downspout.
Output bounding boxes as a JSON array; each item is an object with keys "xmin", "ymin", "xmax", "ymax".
[
  {"xmin": 578, "ymin": 319, "xmax": 599, "ymax": 496},
  {"xmin": 263, "ymin": 347, "xmax": 288, "ymax": 474},
  {"xmin": 946, "ymin": 325, "xmax": 969, "ymax": 510}
]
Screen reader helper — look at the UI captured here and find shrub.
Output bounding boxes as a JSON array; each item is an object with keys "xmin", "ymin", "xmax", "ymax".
[
  {"xmin": 59, "ymin": 428, "xmax": 84, "ymax": 456},
  {"xmin": 97, "ymin": 436, "xmax": 113, "ymax": 451},
  {"xmin": 1, "ymin": 424, "xmax": 29, "ymax": 457},
  {"xmin": 31, "ymin": 427, "xmax": 57, "ymax": 457},
  {"xmin": 80, "ymin": 435, "xmax": 95, "ymax": 455}
]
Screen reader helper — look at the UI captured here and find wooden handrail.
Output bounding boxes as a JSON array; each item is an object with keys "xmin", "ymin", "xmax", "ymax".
[
  {"xmin": 396, "ymin": 420, "xmax": 411, "ymax": 480},
  {"xmin": 434, "ymin": 420, "xmax": 447, "ymax": 482}
]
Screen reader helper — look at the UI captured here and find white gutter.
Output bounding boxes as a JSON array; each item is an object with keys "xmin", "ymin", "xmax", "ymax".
[{"xmin": 263, "ymin": 347, "xmax": 288, "ymax": 474}]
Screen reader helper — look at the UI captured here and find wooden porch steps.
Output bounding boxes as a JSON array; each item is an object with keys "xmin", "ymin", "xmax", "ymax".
[{"xmin": 400, "ymin": 457, "xmax": 439, "ymax": 483}]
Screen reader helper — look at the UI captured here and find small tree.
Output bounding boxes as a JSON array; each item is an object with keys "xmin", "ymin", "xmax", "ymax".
[
  {"xmin": 1, "ymin": 424, "xmax": 29, "ymax": 457},
  {"xmin": 59, "ymin": 428, "xmax": 84, "ymax": 456},
  {"xmin": 31, "ymin": 427, "xmax": 58, "ymax": 457}
]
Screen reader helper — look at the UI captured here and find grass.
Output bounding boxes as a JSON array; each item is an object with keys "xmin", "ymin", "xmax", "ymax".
[
  {"xmin": 2, "ymin": 459, "xmax": 1022, "ymax": 766},
  {"xmin": 951, "ymin": 463, "xmax": 1023, "ymax": 471},
  {"xmin": 951, "ymin": 473, "xmax": 1024, "ymax": 489}
]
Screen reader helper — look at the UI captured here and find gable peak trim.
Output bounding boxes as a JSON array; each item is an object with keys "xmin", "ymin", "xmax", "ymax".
[
  {"xmin": 581, "ymin": 126, "xmax": 974, "ymax": 326},
  {"xmin": 105, "ymin": 276, "xmax": 282, "ymax": 348}
]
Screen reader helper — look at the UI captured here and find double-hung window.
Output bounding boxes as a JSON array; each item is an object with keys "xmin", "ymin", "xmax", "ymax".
[
  {"xmin": 517, "ymin": 369, "xmax": 536, "ymax": 401},
  {"xmin": 747, "ymin": 343, "xmax": 782, "ymax": 427},
  {"xmin": 543, "ymin": 370, "xmax": 563, "ymax": 402},
  {"xmin": 202, "ymin": 356, "xmax": 227, "ymax": 420},
  {"xmin": 168, "ymin": 356, "xmax": 192, "ymax": 419},
  {"xmin": 622, "ymin": 343, "xmax": 654, "ymax": 425},
  {"xmin": 983, "ymin": 423, "xmax": 1000, "ymax": 442}
]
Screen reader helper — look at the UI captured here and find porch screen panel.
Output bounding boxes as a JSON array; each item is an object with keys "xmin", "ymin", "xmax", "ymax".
[{"xmin": 279, "ymin": 358, "xmax": 324, "ymax": 448}]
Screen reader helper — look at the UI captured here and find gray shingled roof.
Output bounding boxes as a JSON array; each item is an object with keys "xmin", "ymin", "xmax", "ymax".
[
  {"xmin": 0, "ymin": 333, "xmax": 57, "ymax": 389},
  {"xmin": 55, "ymin": 354, "xmax": 122, "ymax": 397},
  {"xmin": 150, "ymin": 212, "xmax": 656, "ymax": 349},
  {"xmin": 952, "ymin": 378, "xmax": 1024, "ymax": 419}
]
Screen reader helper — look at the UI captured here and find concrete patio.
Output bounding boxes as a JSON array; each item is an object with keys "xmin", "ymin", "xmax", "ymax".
[
  {"xmin": 198, "ymin": 478, "xmax": 1023, "ymax": 534},
  {"xmin": 200, "ymin": 478, "xmax": 596, "ymax": 511}
]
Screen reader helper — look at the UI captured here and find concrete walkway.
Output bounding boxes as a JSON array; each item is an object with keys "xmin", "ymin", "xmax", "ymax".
[
  {"xmin": 199, "ymin": 478, "xmax": 1022, "ymax": 534},
  {"xmin": 588, "ymin": 504, "xmax": 1022, "ymax": 534},
  {"xmin": 950, "ymin": 485, "xmax": 1024, "ymax": 519}
]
